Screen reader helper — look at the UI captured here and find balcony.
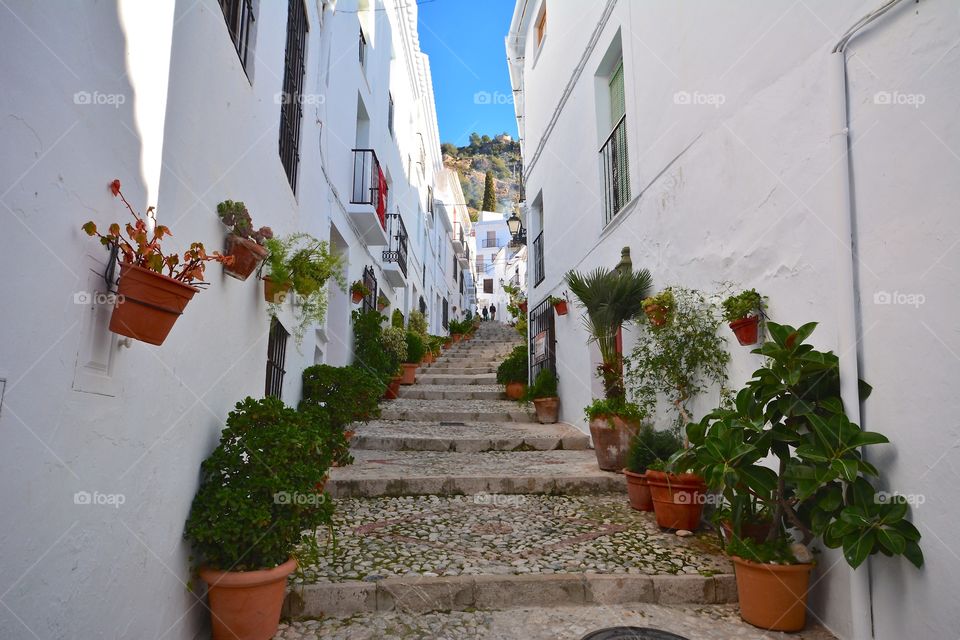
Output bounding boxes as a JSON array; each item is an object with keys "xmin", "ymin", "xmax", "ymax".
[
  {"xmin": 600, "ymin": 115, "xmax": 630, "ymax": 225},
  {"xmin": 381, "ymin": 212, "xmax": 408, "ymax": 288},
  {"xmin": 482, "ymin": 238, "xmax": 501, "ymax": 249},
  {"xmin": 348, "ymin": 149, "xmax": 389, "ymax": 246},
  {"xmin": 458, "ymin": 241, "xmax": 470, "ymax": 267},
  {"xmin": 452, "ymin": 222, "xmax": 465, "ymax": 253}
]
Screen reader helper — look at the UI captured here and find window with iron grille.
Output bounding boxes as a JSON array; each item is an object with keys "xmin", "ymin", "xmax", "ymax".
[
  {"xmin": 388, "ymin": 93, "xmax": 395, "ymax": 136},
  {"xmin": 483, "ymin": 278, "xmax": 493, "ymax": 294},
  {"xmin": 528, "ymin": 297, "xmax": 556, "ymax": 383},
  {"xmin": 419, "ymin": 295, "xmax": 427, "ymax": 315},
  {"xmin": 442, "ymin": 298, "xmax": 449, "ymax": 329},
  {"xmin": 359, "ymin": 29, "xmax": 367, "ymax": 68},
  {"xmin": 532, "ymin": 230, "xmax": 545, "ymax": 286},
  {"xmin": 265, "ymin": 318, "xmax": 289, "ymax": 398},
  {"xmin": 219, "ymin": 0, "xmax": 257, "ymax": 75},
  {"xmin": 279, "ymin": 0, "xmax": 307, "ymax": 192},
  {"xmin": 600, "ymin": 60, "xmax": 630, "ymax": 224},
  {"xmin": 427, "ymin": 186, "xmax": 434, "ymax": 214},
  {"xmin": 459, "ymin": 272, "xmax": 465, "ymax": 295},
  {"xmin": 361, "ymin": 265, "xmax": 378, "ymax": 314}
]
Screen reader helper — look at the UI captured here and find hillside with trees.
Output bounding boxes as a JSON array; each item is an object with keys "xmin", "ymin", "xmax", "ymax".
[{"xmin": 441, "ymin": 132, "xmax": 522, "ymax": 221}]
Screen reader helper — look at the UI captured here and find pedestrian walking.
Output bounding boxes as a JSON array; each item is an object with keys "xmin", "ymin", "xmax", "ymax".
[
  {"xmin": 489, "ymin": 304, "xmax": 497, "ymax": 322},
  {"xmin": 482, "ymin": 306, "xmax": 489, "ymax": 321}
]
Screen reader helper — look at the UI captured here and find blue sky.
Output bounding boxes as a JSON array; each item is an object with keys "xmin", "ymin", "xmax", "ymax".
[{"xmin": 417, "ymin": 0, "xmax": 519, "ymax": 146}]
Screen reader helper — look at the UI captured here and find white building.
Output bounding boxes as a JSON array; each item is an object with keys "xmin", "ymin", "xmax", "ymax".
[
  {"xmin": 508, "ymin": 1, "xmax": 960, "ymax": 638},
  {"xmin": 434, "ymin": 167, "xmax": 476, "ymax": 325},
  {"xmin": 0, "ymin": 1, "xmax": 455, "ymax": 638},
  {"xmin": 473, "ymin": 210, "xmax": 518, "ymax": 319}
]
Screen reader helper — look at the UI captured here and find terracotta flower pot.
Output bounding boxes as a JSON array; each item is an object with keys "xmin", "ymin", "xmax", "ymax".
[
  {"xmin": 378, "ymin": 303, "xmax": 388, "ymax": 312},
  {"xmin": 732, "ymin": 556, "xmax": 814, "ymax": 632},
  {"xmin": 109, "ymin": 263, "xmax": 198, "ymax": 345},
  {"xmin": 351, "ymin": 290, "xmax": 366, "ymax": 304},
  {"xmin": 588, "ymin": 416, "xmax": 640, "ymax": 471},
  {"xmin": 720, "ymin": 519, "xmax": 772, "ymax": 545},
  {"xmin": 623, "ymin": 469, "xmax": 653, "ymax": 511},
  {"xmin": 646, "ymin": 470, "xmax": 706, "ymax": 530},
  {"xmin": 400, "ymin": 362, "xmax": 418, "ymax": 385},
  {"xmin": 644, "ymin": 303, "xmax": 669, "ymax": 327},
  {"xmin": 532, "ymin": 397, "xmax": 559, "ymax": 423},
  {"xmin": 383, "ymin": 376, "xmax": 402, "ymax": 399},
  {"xmin": 504, "ymin": 381, "xmax": 527, "ymax": 400},
  {"xmin": 422, "ymin": 352, "xmax": 434, "ymax": 365},
  {"xmin": 443, "ymin": 339, "xmax": 453, "ymax": 349},
  {"xmin": 343, "ymin": 430, "xmax": 355, "ymax": 441},
  {"xmin": 552, "ymin": 300, "xmax": 568, "ymax": 315},
  {"xmin": 452, "ymin": 333, "xmax": 463, "ymax": 343},
  {"xmin": 729, "ymin": 315, "xmax": 760, "ymax": 346},
  {"xmin": 199, "ymin": 557, "xmax": 296, "ymax": 640},
  {"xmin": 518, "ymin": 301, "xmax": 528, "ymax": 313},
  {"xmin": 223, "ymin": 234, "xmax": 268, "ymax": 281},
  {"xmin": 262, "ymin": 276, "xmax": 291, "ymax": 304}
]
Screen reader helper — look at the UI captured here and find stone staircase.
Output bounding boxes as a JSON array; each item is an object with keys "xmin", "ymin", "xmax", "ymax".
[{"xmin": 282, "ymin": 322, "xmax": 744, "ymax": 633}]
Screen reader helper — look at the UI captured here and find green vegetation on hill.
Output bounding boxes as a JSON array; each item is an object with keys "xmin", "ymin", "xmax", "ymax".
[{"xmin": 442, "ymin": 132, "xmax": 522, "ymax": 220}]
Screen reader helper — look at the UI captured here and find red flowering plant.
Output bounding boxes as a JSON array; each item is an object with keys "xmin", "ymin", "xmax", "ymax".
[{"xmin": 82, "ymin": 179, "xmax": 232, "ymax": 284}]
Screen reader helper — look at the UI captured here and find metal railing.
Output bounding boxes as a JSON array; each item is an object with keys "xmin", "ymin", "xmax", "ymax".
[
  {"xmin": 482, "ymin": 238, "xmax": 500, "ymax": 248},
  {"xmin": 528, "ymin": 297, "xmax": 557, "ymax": 383},
  {"xmin": 361, "ymin": 265, "xmax": 377, "ymax": 314},
  {"xmin": 454, "ymin": 222, "xmax": 465, "ymax": 247},
  {"xmin": 382, "ymin": 213, "xmax": 408, "ymax": 277},
  {"xmin": 600, "ymin": 114, "xmax": 630, "ymax": 225},
  {"xmin": 351, "ymin": 149, "xmax": 386, "ymax": 230},
  {"xmin": 532, "ymin": 230, "xmax": 545, "ymax": 286}
]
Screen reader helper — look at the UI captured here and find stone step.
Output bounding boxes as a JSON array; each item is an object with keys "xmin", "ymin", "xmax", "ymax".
[
  {"xmin": 284, "ymin": 494, "xmax": 735, "ymax": 618},
  {"xmin": 398, "ymin": 385, "xmax": 503, "ymax": 400},
  {"xmin": 416, "ymin": 373, "xmax": 497, "ymax": 385},
  {"xmin": 422, "ymin": 366, "xmax": 497, "ymax": 375},
  {"xmin": 279, "ymin": 603, "xmax": 838, "ymax": 639},
  {"xmin": 350, "ymin": 420, "xmax": 589, "ymax": 452},
  {"xmin": 326, "ymin": 450, "xmax": 624, "ymax": 497},
  {"xmin": 378, "ymin": 398, "xmax": 535, "ymax": 423}
]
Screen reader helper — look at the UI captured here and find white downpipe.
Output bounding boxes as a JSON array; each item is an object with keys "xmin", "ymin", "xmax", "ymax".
[{"xmin": 828, "ymin": 49, "xmax": 873, "ymax": 640}]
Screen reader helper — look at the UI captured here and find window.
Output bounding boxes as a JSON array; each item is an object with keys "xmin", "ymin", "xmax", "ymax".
[
  {"xmin": 388, "ymin": 93, "xmax": 395, "ymax": 136},
  {"xmin": 427, "ymin": 186, "xmax": 434, "ymax": 214},
  {"xmin": 361, "ymin": 265, "xmax": 378, "ymax": 314},
  {"xmin": 476, "ymin": 255, "xmax": 485, "ymax": 273},
  {"xmin": 483, "ymin": 279, "xmax": 493, "ymax": 294},
  {"xmin": 265, "ymin": 318, "xmax": 289, "ymax": 398},
  {"xmin": 359, "ymin": 29, "xmax": 367, "ymax": 68},
  {"xmin": 600, "ymin": 58, "xmax": 630, "ymax": 224},
  {"xmin": 279, "ymin": 0, "xmax": 308, "ymax": 192},
  {"xmin": 442, "ymin": 298, "xmax": 449, "ymax": 329},
  {"xmin": 219, "ymin": 0, "xmax": 257, "ymax": 75},
  {"xmin": 535, "ymin": 3, "xmax": 547, "ymax": 47}
]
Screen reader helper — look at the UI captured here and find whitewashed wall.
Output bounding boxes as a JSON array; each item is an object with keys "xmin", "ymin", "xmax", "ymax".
[{"xmin": 510, "ymin": 0, "xmax": 960, "ymax": 637}]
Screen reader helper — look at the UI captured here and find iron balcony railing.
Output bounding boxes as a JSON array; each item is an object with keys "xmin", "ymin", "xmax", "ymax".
[
  {"xmin": 600, "ymin": 114, "xmax": 630, "ymax": 225},
  {"xmin": 351, "ymin": 148, "xmax": 386, "ymax": 230},
  {"xmin": 482, "ymin": 238, "xmax": 500, "ymax": 248},
  {"xmin": 532, "ymin": 230, "xmax": 545, "ymax": 287},
  {"xmin": 382, "ymin": 212, "xmax": 408, "ymax": 277}
]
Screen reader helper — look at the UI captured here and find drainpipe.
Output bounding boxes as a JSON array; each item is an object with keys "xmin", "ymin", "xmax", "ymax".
[{"xmin": 829, "ymin": 2, "xmax": 907, "ymax": 637}]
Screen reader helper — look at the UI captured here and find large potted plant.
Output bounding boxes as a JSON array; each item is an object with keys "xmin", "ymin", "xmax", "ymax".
[
  {"xmin": 300, "ymin": 364, "xmax": 384, "ymax": 446},
  {"xmin": 82, "ymin": 179, "xmax": 232, "ymax": 346},
  {"xmin": 184, "ymin": 397, "xmax": 336, "ymax": 640},
  {"xmin": 401, "ymin": 330, "xmax": 426, "ymax": 385},
  {"xmin": 261, "ymin": 233, "xmax": 345, "ymax": 344},
  {"xmin": 352, "ymin": 309, "xmax": 400, "ymax": 398},
  {"xmin": 623, "ymin": 426, "xmax": 682, "ymax": 512},
  {"xmin": 526, "ymin": 369, "xmax": 559, "ymax": 423},
  {"xmin": 216, "ymin": 199, "xmax": 273, "ymax": 280},
  {"xmin": 350, "ymin": 281, "xmax": 370, "ymax": 304},
  {"xmin": 380, "ymin": 325, "xmax": 408, "ymax": 395},
  {"xmin": 721, "ymin": 288, "xmax": 764, "ymax": 345},
  {"xmin": 674, "ymin": 322, "xmax": 923, "ymax": 631},
  {"xmin": 564, "ymin": 265, "xmax": 652, "ymax": 470},
  {"xmin": 497, "ymin": 344, "xmax": 529, "ymax": 400}
]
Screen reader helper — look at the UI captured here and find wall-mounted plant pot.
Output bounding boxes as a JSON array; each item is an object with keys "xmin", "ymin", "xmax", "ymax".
[
  {"xmin": 351, "ymin": 291, "xmax": 364, "ymax": 304},
  {"xmin": 532, "ymin": 397, "xmax": 559, "ymax": 423},
  {"xmin": 732, "ymin": 556, "xmax": 813, "ymax": 632},
  {"xmin": 644, "ymin": 304, "xmax": 669, "ymax": 327},
  {"xmin": 729, "ymin": 315, "xmax": 760, "ymax": 345},
  {"xmin": 377, "ymin": 303, "xmax": 388, "ymax": 312},
  {"xmin": 518, "ymin": 301, "xmax": 528, "ymax": 313},
  {"xmin": 452, "ymin": 333, "xmax": 463, "ymax": 343},
  {"xmin": 109, "ymin": 263, "xmax": 198, "ymax": 346},
  {"xmin": 383, "ymin": 376, "xmax": 402, "ymax": 399},
  {"xmin": 400, "ymin": 363, "xmax": 417, "ymax": 385},
  {"xmin": 199, "ymin": 557, "xmax": 296, "ymax": 640},
  {"xmin": 263, "ymin": 276, "xmax": 291, "ymax": 304},
  {"xmin": 588, "ymin": 415, "xmax": 639, "ymax": 471},
  {"xmin": 552, "ymin": 300, "xmax": 568, "ymax": 315},
  {"xmin": 623, "ymin": 469, "xmax": 653, "ymax": 511},
  {"xmin": 646, "ymin": 470, "xmax": 706, "ymax": 530},
  {"xmin": 223, "ymin": 234, "xmax": 268, "ymax": 281},
  {"xmin": 505, "ymin": 381, "xmax": 527, "ymax": 400}
]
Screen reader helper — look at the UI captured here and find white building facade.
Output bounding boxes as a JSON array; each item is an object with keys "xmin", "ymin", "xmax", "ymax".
[
  {"xmin": 0, "ymin": 0, "xmax": 455, "ymax": 638},
  {"xmin": 508, "ymin": 1, "xmax": 960, "ymax": 637}
]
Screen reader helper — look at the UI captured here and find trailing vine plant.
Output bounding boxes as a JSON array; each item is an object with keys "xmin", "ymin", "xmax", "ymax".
[{"xmin": 625, "ymin": 287, "xmax": 730, "ymax": 432}]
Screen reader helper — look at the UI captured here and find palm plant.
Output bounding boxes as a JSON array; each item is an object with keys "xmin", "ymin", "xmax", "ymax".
[{"xmin": 564, "ymin": 266, "xmax": 652, "ymax": 399}]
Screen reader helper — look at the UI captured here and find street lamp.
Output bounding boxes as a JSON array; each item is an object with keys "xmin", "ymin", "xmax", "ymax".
[{"xmin": 506, "ymin": 211, "xmax": 526, "ymax": 246}]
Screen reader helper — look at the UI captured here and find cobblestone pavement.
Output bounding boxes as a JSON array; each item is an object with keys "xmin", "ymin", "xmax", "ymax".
[
  {"xmin": 274, "ymin": 603, "xmax": 836, "ymax": 639},
  {"xmin": 296, "ymin": 494, "xmax": 730, "ymax": 584},
  {"xmin": 352, "ymin": 419, "xmax": 587, "ymax": 445},
  {"xmin": 378, "ymin": 397, "xmax": 534, "ymax": 413}
]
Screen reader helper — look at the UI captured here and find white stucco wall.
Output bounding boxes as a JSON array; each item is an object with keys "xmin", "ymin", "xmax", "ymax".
[{"xmin": 510, "ymin": 0, "xmax": 960, "ymax": 636}]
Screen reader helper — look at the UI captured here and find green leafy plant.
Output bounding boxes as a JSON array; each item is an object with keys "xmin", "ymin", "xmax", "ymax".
[
  {"xmin": 377, "ymin": 291, "xmax": 390, "ymax": 310},
  {"xmin": 496, "ymin": 344, "xmax": 528, "ymax": 384},
  {"xmin": 725, "ymin": 536, "xmax": 799, "ymax": 565},
  {"xmin": 216, "ymin": 200, "xmax": 273, "ymax": 244},
  {"xmin": 405, "ymin": 331, "xmax": 426, "ymax": 364},
  {"xmin": 625, "ymin": 425, "xmax": 683, "ymax": 474},
  {"xmin": 564, "ymin": 266, "xmax": 653, "ymax": 400},
  {"xmin": 721, "ymin": 288, "xmax": 764, "ymax": 323},
  {"xmin": 428, "ymin": 335, "xmax": 445, "ymax": 356},
  {"xmin": 674, "ymin": 321, "xmax": 922, "ymax": 569},
  {"xmin": 625, "ymin": 287, "xmax": 729, "ymax": 430},
  {"xmin": 351, "ymin": 281, "xmax": 371, "ymax": 297},
  {"xmin": 503, "ymin": 282, "xmax": 529, "ymax": 337},
  {"xmin": 380, "ymin": 325, "xmax": 408, "ymax": 369},
  {"xmin": 584, "ymin": 397, "xmax": 645, "ymax": 425},
  {"xmin": 183, "ymin": 397, "xmax": 336, "ymax": 572},
  {"xmin": 641, "ymin": 289, "xmax": 675, "ymax": 319},
  {"xmin": 391, "ymin": 308, "xmax": 405, "ymax": 329},
  {"xmin": 408, "ymin": 310, "xmax": 429, "ymax": 339},
  {"xmin": 525, "ymin": 368, "xmax": 558, "ymax": 400},
  {"xmin": 547, "ymin": 295, "xmax": 564, "ymax": 305},
  {"xmin": 352, "ymin": 310, "xmax": 394, "ymax": 380},
  {"xmin": 261, "ymin": 233, "xmax": 345, "ymax": 344},
  {"xmin": 300, "ymin": 364, "xmax": 384, "ymax": 428}
]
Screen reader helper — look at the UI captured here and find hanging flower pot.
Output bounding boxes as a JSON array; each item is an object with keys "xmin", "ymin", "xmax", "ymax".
[
  {"xmin": 729, "ymin": 315, "xmax": 760, "ymax": 346},
  {"xmin": 109, "ymin": 263, "xmax": 198, "ymax": 345},
  {"xmin": 644, "ymin": 304, "xmax": 669, "ymax": 327},
  {"xmin": 223, "ymin": 234, "xmax": 269, "ymax": 281},
  {"xmin": 646, "ymin": 470, "xmax": 706, "ymax": 530},
  {"xmin": 518, "ymin": 300, "xmax": 528, "ymax": 313},
  {"xmin": 552, "ymin": 299, "xmax": 568, "ymax": 315},
  {"xmin": 262, "ymin": 276, "xmax": 291, "ymax": 304}
]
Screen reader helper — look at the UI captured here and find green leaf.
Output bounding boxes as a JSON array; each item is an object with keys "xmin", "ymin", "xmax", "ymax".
[
  {"xmin": 852, "ymin": 431, "xmax": 889, "ymax": 447},
  {"xmin": 82, "ymin": 221, "xmax": 97, "ymax": 236},
  {"xmin": 832, "ymin": 458, "xmax": 859, "ymax": 482},
  {"xmin": 843, "ymin": 529, "xmax": 876, "ymax": 568},
  {"xmin": 876, "ymin": 528, "xmax": 906, "ymax": 555},
  {"xmin": 738, "ymin": 465, "xmax": 778, "ymax": 497},
  {"xmin": 903, "ymin": 540, "xmax": 924, "ymax": 568}
]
